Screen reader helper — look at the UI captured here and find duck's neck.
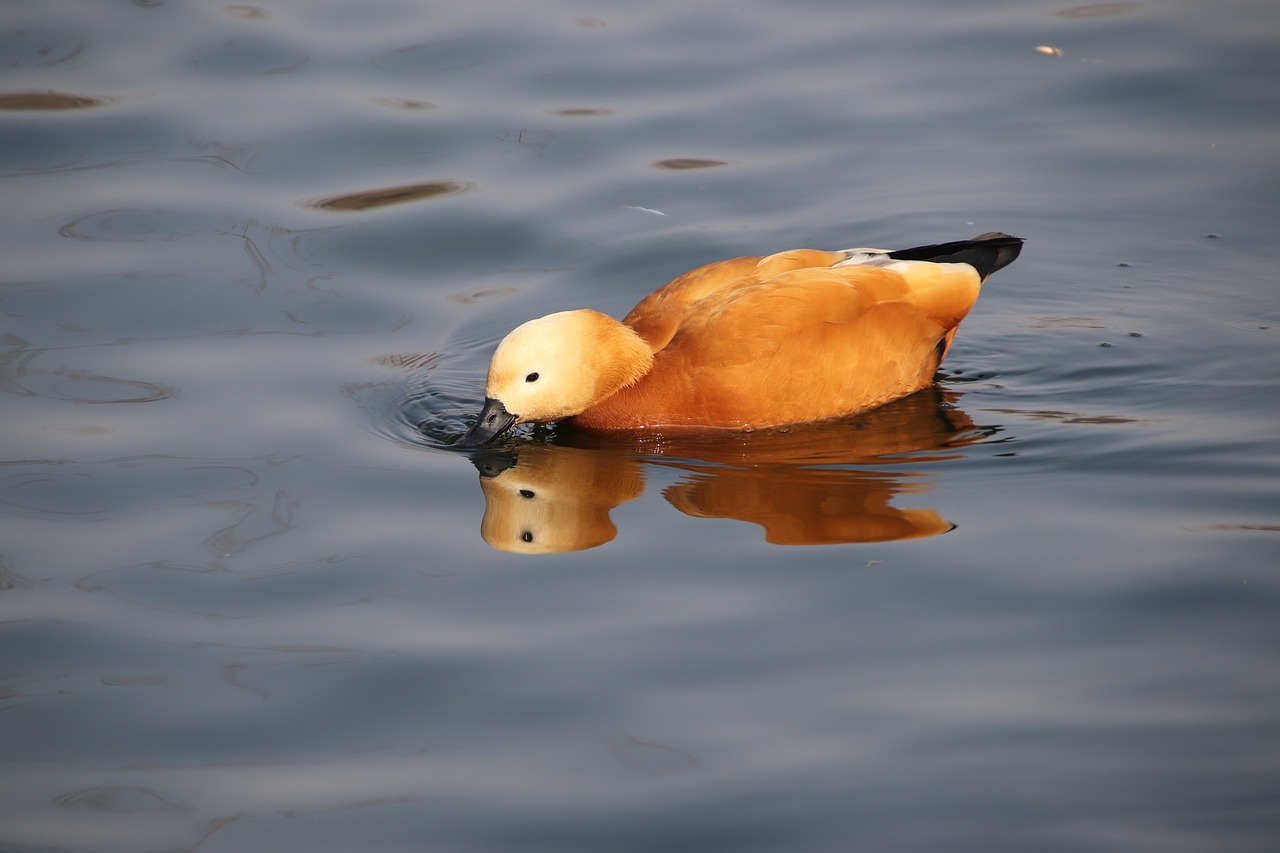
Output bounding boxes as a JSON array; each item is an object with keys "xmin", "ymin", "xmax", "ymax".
[{"xmin": 581, "ymin": 317, "xmax": 655, "ymax": 408}]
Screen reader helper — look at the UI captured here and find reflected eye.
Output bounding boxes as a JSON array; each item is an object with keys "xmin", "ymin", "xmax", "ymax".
[{"xmin": 525, "ymin": 372, "xmax": 539, "ymax": 383}]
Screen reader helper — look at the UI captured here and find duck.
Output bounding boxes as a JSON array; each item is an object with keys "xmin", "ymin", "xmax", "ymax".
[{"xmin": 458, "ymin": 232, "xmax": 1022, "ymax": 446}]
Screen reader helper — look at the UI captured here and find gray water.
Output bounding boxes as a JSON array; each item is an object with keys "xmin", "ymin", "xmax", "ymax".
[{"xmin": 3, "ymin": 1, "xmax": 1279, "ymax": 851}]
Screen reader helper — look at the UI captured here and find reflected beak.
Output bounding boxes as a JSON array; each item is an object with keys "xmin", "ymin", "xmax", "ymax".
[{"xmin": 457, "ymin": 397, "xmax": 519, "ymax": 447}]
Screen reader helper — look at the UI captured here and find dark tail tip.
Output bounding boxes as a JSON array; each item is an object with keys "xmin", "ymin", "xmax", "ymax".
[{"xmin": 888, "ymin": 232, "xmax": 1024, "ymax": 280}]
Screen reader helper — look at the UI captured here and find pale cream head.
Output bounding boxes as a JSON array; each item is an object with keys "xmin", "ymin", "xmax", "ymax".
[{"xmin": 484, "ymin": 309, "xmax": 654, "ymax": 423}]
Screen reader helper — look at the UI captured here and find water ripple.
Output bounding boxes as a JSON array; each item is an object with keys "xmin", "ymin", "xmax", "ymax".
[
  {"xmin": 1056, "ymin": 3, "xmax": 1144, "ymax": 18},
  {"xmin": 0, "ymin": 28, "xmax": 87, "ymax": 68},
  {"xmin": 372, "ymin": 40, "xmax": 487, "ymax": 74},
  {"xmin": 651, "ymin": 157, "xmax": 728, "ymax": 170},
  {"xmin": 0, "ymin": 90, "xmax": 111, "ymax": 110},
  {"xmin": 185, "ymin": 37, "xmax": 309, "ymax": 75},
  {"xmin": 308, "ymin": 180, "xmax": 473, "ymax": 212},
  {"xmin": 54, "ymin": 787, "xmax": 187, "ymax": 815},
  {"xmin": 58, "ymin": 207, "xmax": 236, "ymax": 242},
  {"xmin": 0, "ymin": 343, "xmax": 174, "ymax": 405}
]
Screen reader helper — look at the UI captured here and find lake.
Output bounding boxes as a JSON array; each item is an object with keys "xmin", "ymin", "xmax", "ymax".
[{"xmin": 2, "ymin": 0, "xmax": 1278, "ymax": 850}]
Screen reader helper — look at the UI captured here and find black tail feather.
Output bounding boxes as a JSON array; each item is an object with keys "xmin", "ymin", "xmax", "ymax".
[{"xmin": 888, "ymin": 232, "xmax": 1023, "ymax": 280}]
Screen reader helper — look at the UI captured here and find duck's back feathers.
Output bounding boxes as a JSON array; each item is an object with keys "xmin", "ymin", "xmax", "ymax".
[{"xmin": 623, "ymin": 249, "xmax": 847, "ymax": 351}]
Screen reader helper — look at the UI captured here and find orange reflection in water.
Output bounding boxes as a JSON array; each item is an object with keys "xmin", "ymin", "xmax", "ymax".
[
  {"xmin": 465, "ymin": 388, "xmax": 996, "ymax": 554},
  {"xmin": 473, "ymin": 444, "xmax": 645, "ymax": 555}
]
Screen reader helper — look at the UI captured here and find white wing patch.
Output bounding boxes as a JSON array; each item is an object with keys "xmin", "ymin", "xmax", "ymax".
[{"xmin": 832, "ymin": 248, "xmax": 911, "ymax": 272}]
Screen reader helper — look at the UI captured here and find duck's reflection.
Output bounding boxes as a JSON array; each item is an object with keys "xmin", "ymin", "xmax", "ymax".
[
  {"xmin": 472, "ymin": 444, "xmax": 644, "ymax": 554},
  {"xmin": 465, "ymin": 389, "xmax": 997, "ymax": 553},
  {"xmin": 662, "ymin": 468, "xmax": 953, "ymax": 546}
]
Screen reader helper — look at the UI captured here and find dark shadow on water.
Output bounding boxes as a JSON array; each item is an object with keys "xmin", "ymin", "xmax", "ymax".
[{"xmin": 418, "ymin": 388, "xmax": 1003, "ymax": 554}]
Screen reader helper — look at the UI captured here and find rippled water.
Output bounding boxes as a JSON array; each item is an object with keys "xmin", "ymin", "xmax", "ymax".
[{"xmin": 3, "ymin": 1, "xmax": 1279, "ymax": 851}]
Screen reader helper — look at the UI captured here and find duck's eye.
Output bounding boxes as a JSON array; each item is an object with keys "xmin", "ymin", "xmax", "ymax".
[{"xmin": 525, "ymin": 372, "xmax": 540, "ymax": 383}]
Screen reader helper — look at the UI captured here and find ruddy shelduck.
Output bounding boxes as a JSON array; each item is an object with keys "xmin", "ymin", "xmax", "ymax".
[{"xmin": 459, "ymin": 232, "xmax": 1023, "ymax": 445}]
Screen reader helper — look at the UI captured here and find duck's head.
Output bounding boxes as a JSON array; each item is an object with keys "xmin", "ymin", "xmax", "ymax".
[{"xmin": 458, "ymin": 309, "xmax": 654, "ymax": 446}]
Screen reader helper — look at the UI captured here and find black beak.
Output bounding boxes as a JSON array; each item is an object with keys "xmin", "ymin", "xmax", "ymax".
[{"xmin": 457, "ymin": 397, "xmax": 519, "ymax": 447}]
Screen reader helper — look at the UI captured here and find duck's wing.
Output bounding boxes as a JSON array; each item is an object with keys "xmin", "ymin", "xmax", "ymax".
[
  {"xmin": 623, "ymin": 249, "xmax": 847, "ymax": 351},
  {"xmin": 621, "ymin": 233, "xmax": 1022, "ymax": 353},
  {"xmin": 630, "ymin": 262, "xmax": 984, "ymax": 427},
  {"xmin": 678, "ymin": 260, "xmax": 983, "ymax": 366}
]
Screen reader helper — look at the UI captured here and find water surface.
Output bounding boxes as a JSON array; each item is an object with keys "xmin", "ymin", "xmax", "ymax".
[{"xmin": 3, "ymin": 1, "xmax": 1278, "ymax": 851}]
